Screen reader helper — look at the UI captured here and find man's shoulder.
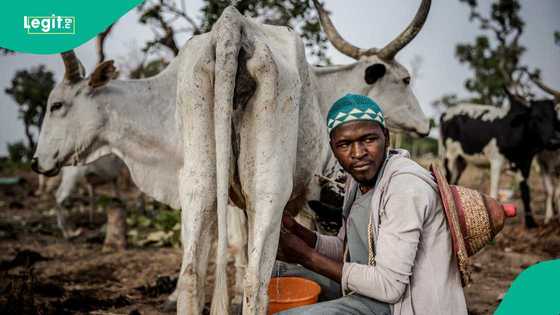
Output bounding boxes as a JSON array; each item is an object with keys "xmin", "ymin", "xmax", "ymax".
[
  {"xmin": 382, "ymin": 152, "xmax": 437, "ymax": 194},
  {"xmin": 386, "ymin": 151, "xmax": 431, "ymax": 178}
]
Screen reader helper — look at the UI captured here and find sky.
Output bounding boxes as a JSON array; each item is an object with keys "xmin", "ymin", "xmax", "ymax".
[{"xmin": 1, "ymin": 0, "xmax": 559, "ymax": 155}]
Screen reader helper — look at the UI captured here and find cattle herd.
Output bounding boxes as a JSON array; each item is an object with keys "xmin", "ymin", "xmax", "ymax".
[{"xmin": 21, "ymin": 0, "xmax": 560, "ymax": 314}]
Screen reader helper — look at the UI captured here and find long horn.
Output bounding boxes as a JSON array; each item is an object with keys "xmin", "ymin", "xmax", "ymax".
[
  {"xmin": 312, "ymin": 0, "xmax": 377, "ymax": 59},
  {"xmin": 61, "ymin": 50, "xmax": 85, "ymax": 84},
  {"xmin": 529, "ymin": 74, "xmax": 560, "ymax": 99},
  {"xmin": 497, "ymin": 60, "xmax": 529, "ymax": 98},
  {"xmin": 378, "ymin": 0, "xmax": 431, "ymax": 60},
  {"xmin": 503, "ymin": 85, "xmax": 529, "ymax": 107}
]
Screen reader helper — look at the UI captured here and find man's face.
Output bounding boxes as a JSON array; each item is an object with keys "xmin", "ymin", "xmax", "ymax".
[{"xmin": 330, "ymin": 120, "xmax": 388, "ymax": 185}]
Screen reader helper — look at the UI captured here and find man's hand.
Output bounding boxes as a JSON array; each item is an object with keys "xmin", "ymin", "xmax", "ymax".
[
  {"xmin": 279, "ymin": 228, "xmax": 313, "ymax": 265},
  {"xmin": 279, "ymin": 213, "xmax": 343, "ymax": 283},
  {"xmin": 281, "ymin": 213, "xmax": 317, "ymax": 248},
  {"xmin": 279, "ymin": 227, "xmax": 344, "ymax": 283},
  {"xmin": 282, "ymin": 213, "xmax": 299, "ymax": 232}
]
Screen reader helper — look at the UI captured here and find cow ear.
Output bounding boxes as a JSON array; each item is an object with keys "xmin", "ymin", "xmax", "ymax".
[
  {"xmin": 365, "ymin": 63, "xmax": 386, "ymax": 85},
  {"xmin": 89, "ymin": 60, "xmax": 116, "ymax": 89}
]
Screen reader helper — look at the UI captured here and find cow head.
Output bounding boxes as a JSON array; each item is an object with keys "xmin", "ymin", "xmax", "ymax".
[
  {"xmin": 529, "ymin": 72, "xmax": 560, "ymax": 120},
  {"xmin": 313, "ymin": 0, "xmax": 431, "ymax": 136},
  {"xmin": 529, "ymin": 99, "xmax": 560, "ymax": 150},
  {"xmin": 31, "ymin": 51, "xmax": 117, "ymax": 176},
  {"xmin": 505, "ymin": 88, "xmax": 560, "ymax": 151}
]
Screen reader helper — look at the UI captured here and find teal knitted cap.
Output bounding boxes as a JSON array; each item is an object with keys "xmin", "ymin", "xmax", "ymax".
[{"xmin": 326, "ymin": 94, "xmax": 385, "ymax": 134}]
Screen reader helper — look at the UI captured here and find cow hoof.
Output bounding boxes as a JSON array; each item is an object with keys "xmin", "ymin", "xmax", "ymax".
[
  {"xmin": 525, "ymin": 216, "xmax": 538, "ymax": 229},
  {"xmin": 161, "ymin": 300, "xmax": 176, "ymax": 312}
]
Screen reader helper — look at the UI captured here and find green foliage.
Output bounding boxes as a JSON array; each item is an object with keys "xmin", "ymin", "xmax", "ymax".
[
  {"xmin": 6, "ymin": 141, "xmax": 29, "ymax": 163},
  {"xmin": 5, "ymin": 65, "xmax": 55, "ymax": 158},
  {"xmin": 399, "ymin": 134, "xmax": 439, "ymax": 158},
  {"xmin": 137, "ymin": 1, "xmax": 183, "ymax": 56},
  {"xmin": 127, "ymin": 204, "xmax": 181, "ymax": 247},
  {"xmin": 454, "ymin": 0, "xmax": 526, "ymax": 106},
  {"xmin": 432, "ymin": 93, "xmax": 461, "ymax": 113},
  {"xmin": 554, "ymin": 31, "xmax": 560, "ymax": 47},
  {"xmin": 129, "ymin": 58, "xmax": 169, "ymax": 79}
]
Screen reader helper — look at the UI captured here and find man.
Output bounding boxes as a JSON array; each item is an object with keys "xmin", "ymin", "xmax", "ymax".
[{"xmin": 277, "ymin": 94, "xmax": 467, "ymax": 314}]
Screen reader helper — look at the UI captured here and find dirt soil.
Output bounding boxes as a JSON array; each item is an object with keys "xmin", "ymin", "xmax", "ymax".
[{"xmin": 1, "ymin": 165, "xmax": 559, "ymax": 315}]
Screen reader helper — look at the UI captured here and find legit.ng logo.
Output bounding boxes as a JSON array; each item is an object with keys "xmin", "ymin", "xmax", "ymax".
[{"xmin": 23, "ymin": 14, "xmax": 76, "ymax": 35}]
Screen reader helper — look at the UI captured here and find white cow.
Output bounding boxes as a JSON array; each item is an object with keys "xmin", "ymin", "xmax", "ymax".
[
  {"xmin": 174, "ymin": 2, "xmax": 431, "ymax": 314},
  {"xmin": 32, "ymin": 1, "xmax": 431, "ymax": 313},
  {"xmin": 53, "ymin": 154, "xmax": 125, "ymax": 238},
  {"xmin": 31, "ymin": 48, "xmax": 250, "ymax": 306}
]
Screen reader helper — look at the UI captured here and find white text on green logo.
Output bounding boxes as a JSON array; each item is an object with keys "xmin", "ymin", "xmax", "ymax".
[{"xmin": 24, "ymin": 15, "xmax": 76, "ymax": 35}]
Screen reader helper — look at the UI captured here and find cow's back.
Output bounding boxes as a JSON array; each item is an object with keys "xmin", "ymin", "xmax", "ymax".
[{"xmin": 441, "ymin": 104, "xmax": 512, "ymax": 156}]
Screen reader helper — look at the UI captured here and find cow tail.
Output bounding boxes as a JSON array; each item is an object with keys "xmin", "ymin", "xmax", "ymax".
[{"xmin": 210, "ymin": 7, "xmax": 242, "ymax": 315}]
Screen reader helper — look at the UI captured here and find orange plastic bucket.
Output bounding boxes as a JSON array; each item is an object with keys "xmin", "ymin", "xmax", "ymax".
[{"xmin": 267, "ymin": 277, "xmax": 321, "ymax": 314}]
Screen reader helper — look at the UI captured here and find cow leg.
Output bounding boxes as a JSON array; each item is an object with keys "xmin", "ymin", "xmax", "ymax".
[
  {"xmin": 445, "ymin": 155, "xmax": 465, "ymax": 185},
  {"xmin": 238, "ymin": 40, "xmax": 298, "ymax": 315},
  {"xmin": 443, "ymin": 157, "xmax": 452, "ymax": 182},
  {"xmin": 176, "ymin": 194, "xmax": 215, "ymax": 314},
  {"xmin": 55, "ymin": 168, "xmax": 81, "ymax": 237},
  {"xmin": 454, "ymin": 156, "xmax": 467, "ymax": 185},
  {"xmin": 520, "ymin": 179, "xmax": 537, "ymax": 228},
  {"xmin": 176, "ymin": 39, "xmax": 218, "ymax": 314},
  {"xmin": 243, "ymin": 191, "xmax": 289, "ymax": 315},
  {"xmin": 519, "ymin": 166, "xmax": 537, "ymax": 228},
  {"xmin": 228, "ymin": 206, "xmax": 247, "ymax": 305},
  {"xmin": 542, "ymin": 172, "xmax": 554, "ymax": 224},
  {"xmin": 55, "ymin": 205, "xmax": 70, "ymax": 238},
  {"xmin": 35, "ymin": 174, "xmax": 46, "ymax": 196},
  {"xmin": 88, "ymin": 184, "xmax": 95, "ymax": 223},
  {"xmin": 489, "ymin": 155, "xmax": 504, "ymax": 199}
]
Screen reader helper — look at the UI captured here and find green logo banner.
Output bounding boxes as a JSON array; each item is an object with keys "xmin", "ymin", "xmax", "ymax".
[
  {"xmin": 494, "ymin": 259, "xmax": 560, "ymax": 315},
  {"xmin": 0, "ymin": 0, "xmax": 142, "ymax": 54}
]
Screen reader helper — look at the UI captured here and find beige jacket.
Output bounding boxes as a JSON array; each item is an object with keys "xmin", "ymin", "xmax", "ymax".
[{"xmin": 315, "ymin": 149, "xmax": 467, "ymax": 315}]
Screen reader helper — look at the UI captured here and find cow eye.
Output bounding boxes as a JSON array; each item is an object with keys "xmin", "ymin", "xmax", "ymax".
[{"xmin": 51, "ymin": 102, "xmax": 63, "ymax": 112}]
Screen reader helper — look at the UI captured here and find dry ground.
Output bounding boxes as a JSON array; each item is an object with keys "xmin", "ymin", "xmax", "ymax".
[{"xmin": 0, "ymin": 163, "xmax": 559, "ymax": 315}]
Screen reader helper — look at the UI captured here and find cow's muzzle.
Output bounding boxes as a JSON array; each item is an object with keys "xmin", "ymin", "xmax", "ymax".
[{"xmin": 31, "ymin": 157, "xmax": 61, "ymax": 177}]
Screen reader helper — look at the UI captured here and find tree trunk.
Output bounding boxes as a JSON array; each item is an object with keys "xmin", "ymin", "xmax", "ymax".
[
  {"xmin": 24, "ymin": 124, "xmax": 35, "ymax": 160},
  {"xmin": 103, "ymin": 206, "xmax": 128, "ymax": 251}
]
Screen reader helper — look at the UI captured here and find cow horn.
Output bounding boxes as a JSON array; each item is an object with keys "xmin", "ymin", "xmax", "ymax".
[
  {"xmin": 498, "ymin": 61, "xmax": 530, "ymax": 98},
  {"xmin": 529, "ymin": 74, "xmax": 560, "ymax": 100},
  {"xmin": 378, "ymin": 0, "xmax": 431, "ymax": 60},
  {"xmin": 312, "ymin": 0, "xmax": 377, "ymax": 59},
  {"xmin": 61, "ymin": 50, "xmax": 85, "ymax": 84},
  {"xmin": 503, "ymin": 86, "xmax": 529, "ymax": 107}
]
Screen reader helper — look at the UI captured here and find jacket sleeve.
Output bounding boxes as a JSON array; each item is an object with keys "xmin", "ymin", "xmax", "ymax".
[
  {"xmin": 314, "ymin": 223, "xmax": 345, "ymax": 261},
  {"xmin": 341, "ymin": 173, "xmax": 432, "ymax": 303}
]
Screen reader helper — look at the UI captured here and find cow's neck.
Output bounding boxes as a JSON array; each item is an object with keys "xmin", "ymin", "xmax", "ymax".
[
  {"xmin": 311, "ymin": 63, "xmax": 365, "ymax": 116},
  {"xmin": 98, "ymin": 73, "xmax": 182, "ymax": 208},
  {"xmin": 309, "ymin": 63, "xmax": 366, "ymax": 174}
]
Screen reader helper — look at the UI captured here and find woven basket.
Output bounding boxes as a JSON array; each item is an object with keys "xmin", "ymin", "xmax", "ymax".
[{"xmin": 430, "ymin": 164, "xmax": 516, "ymax": 285}]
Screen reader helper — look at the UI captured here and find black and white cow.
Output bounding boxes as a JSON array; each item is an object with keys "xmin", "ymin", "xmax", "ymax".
[
  {"xmin": 537, "ymin": 150, "xmax": 560, "ymax": 224},
  {"xmin": 440, "ymin": 91, "xmax": 560, "ymax": 228},
  {"xmin": 530, "ymin": 76, "xmax": 560, "ymax": 224}
]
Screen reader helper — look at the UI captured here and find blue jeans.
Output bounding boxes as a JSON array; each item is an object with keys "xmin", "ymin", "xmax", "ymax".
[{"xmin": 272, "ymin": 261, "xmax": 391, "ymax": 315}]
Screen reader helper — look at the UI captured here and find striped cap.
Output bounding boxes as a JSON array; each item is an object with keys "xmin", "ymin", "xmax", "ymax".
[{"xmin": 327, "ymin": 94, "xmax": 385, "ymax": 134}]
